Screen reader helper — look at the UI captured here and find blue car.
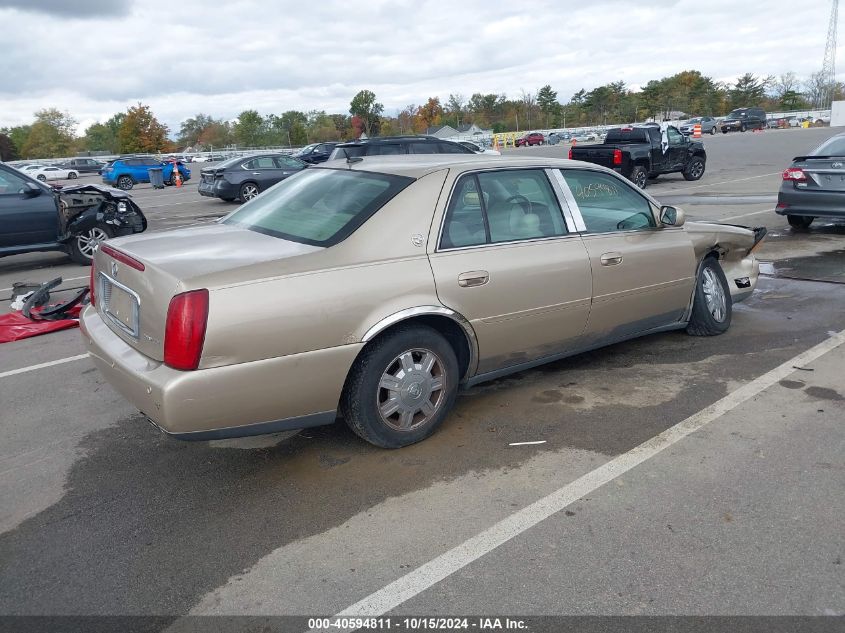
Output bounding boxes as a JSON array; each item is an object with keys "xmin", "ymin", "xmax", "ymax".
[{"xmin": 101, "ymin": 155, "xmax": 191, "ymax": 190}]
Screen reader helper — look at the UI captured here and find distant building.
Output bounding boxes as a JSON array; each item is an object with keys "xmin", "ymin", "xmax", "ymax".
[{"xmin": 424, "ymin": 123, "xmax": 492, "ymax": 139}]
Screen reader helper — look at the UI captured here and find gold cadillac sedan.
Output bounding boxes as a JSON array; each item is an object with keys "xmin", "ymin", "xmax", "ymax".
[{"xmin": 81, "ymin": 155, "xmax": 766, "ymax": 448}]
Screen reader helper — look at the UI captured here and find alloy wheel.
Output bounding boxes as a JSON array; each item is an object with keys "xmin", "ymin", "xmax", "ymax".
[
  {"xmin": 242, "ymin": 184, "xmax": 259, "ymax": 200},
  {"xmin": 690, "ymin": 160, "xmax": 704, "ymax": 179},
  {"xmin": 376, "ymin": 348, "xmax": 446, "ymax": 431},
  {"xmin": 702, "ymin": 267, "xmax": 726, "ymax": 322},
  {"xmin": 634, "ymin": 170, "xmax": 647, "ymax": 188},
  {"xmin": 75, "ymin": 227, "xmax": 110, "ymax": 260}
]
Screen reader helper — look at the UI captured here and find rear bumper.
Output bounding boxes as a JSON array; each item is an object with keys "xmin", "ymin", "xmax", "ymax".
[
  {"xmin": 776, "ymin": 186, "xmax": 845, "ymax": 218},
  {"xmin": 198, "ymin": 179, "xmax": 238, "ymax": 199},
  {"xmin": 775, "ymin": 183, "xmax": 845, "ymax": 218},
  {"xmin": 80, "ymin": 306, "xmax": 362, "ymax": 439}
]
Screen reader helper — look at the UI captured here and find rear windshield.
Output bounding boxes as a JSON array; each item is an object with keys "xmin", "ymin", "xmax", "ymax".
[
  {"xmin": 604, "ymin": 128, "xmax": 650, "ymax": 144},
  {"xmin": 809, "ymin": 136, "xmax": 845, "ymax": 157},
  {"xmin": 222, "ymin": 168, "xmax": 414, "ymax": 246}
]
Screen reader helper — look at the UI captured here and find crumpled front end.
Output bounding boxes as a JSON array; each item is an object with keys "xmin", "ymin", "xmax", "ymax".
[
  {"xmin": 685, "ymin": 221, "xmax": 767, "ymax": 303},
  {"xmin": 58, "ymin": 184, "xmax": 147, "ymax": 241}
]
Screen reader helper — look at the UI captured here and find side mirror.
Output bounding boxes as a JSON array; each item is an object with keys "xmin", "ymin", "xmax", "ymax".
[
  {"xmin": 660, "ymin": 205, "xmax": 685, "ymax": 227},
  {"xmin": 22, "ymin": 182, "xmax": 42, "ymax": 198}
]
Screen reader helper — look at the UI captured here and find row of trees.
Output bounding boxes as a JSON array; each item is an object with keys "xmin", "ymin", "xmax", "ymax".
[{"xmin": 1, "ymin": 72, "xmax": 840, "ymax": 161}]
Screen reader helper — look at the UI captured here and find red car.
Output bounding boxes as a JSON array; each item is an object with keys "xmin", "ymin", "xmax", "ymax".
[{"xmin": 515, "ymin": 132, "xmax": 545, "ymax": 147}]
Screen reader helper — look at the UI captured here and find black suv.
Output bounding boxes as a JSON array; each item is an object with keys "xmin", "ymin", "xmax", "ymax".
[
  {"xmin": 329, "ymin": 136, "xmax": 475, "ymax": 159},
  {"xmin": 292, "ymin": 142, "xmax": 340, "ymax": 164},
  {"xmin": 721, "ymin": 107, "xmax": 766, "ymax": 133}
]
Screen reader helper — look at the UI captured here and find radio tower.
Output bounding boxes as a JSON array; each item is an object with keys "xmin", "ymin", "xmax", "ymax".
[{"xmin": 822, "ymin": 0, "xmax": 839, "ymax": 109}]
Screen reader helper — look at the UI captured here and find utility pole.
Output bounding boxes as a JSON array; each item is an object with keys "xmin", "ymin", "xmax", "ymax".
[{"xmin": 822, "ymin": 0, "xmax": 839, "ymax": 109}]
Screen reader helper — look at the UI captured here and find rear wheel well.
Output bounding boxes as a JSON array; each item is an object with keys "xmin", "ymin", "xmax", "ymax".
[{"xmin": 354, "ymin": 315, "xmax": 473, "ymax": 382}]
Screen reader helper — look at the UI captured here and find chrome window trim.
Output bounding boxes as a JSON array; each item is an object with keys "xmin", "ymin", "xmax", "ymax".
[
  {"xmin": 435, "ymin": 166, "xmax": 573, "ymax": 253},
  {"xmin": 547, "ymin": 168, "xmax": 584, "ymax": 233}
]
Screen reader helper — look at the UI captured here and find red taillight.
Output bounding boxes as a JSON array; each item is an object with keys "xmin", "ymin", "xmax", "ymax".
[
  {"xmin": 612, "ymin": 148, "xmax": 623, "ymax": 166},
  {"xmin": 568, "ymin": 148, "xmax": 573, "ymax": 160},
  {"xmin": 100, "ymin": 243, "xmax": 145, "ymax": 271},
  {"xmin": 782, "ymin": 167, "xmax": 806, "ymax": 182},
  {"xmin": 164, "ymin": 290, "xmax": 209, "ymax": 371},
  {"xmin": 89, "ymin": 259, "xmax": 96, "ymax": 307}
]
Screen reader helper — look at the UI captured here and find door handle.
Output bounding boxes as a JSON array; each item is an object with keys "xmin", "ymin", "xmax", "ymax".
[
  {"xmin": 458, "ymin": 270, "xmax": 489, "ymax": 287},
  {"xmin": 600, "ymin": 252, "xmax": 623, "ymax": 266}
]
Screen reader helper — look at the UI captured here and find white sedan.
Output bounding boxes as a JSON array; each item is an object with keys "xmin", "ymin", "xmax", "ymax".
[{"xmin": 31, "ymin": 166, "xmax": 79, "ymax": 181}]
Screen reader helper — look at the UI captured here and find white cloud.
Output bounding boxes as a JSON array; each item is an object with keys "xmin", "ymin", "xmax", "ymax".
[{"xmin": 0, "ymin": 0, "xmax": 836, "ymax": 133}]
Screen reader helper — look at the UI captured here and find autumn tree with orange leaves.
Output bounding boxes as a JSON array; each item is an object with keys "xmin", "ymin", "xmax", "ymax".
[{"xmin": 118, "ymin": 103, "xmax": 171, "ymax": 153}]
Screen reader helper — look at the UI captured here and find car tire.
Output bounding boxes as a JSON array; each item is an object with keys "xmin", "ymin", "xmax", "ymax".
[
  {"xmin": 341, "ymin": 324, "xmax": 459, "ymax": 448},
  {"xmin": 68, "ymin": 223, "xmax": 114, "ymax": 265},
  {"xmin": 740, "ymin": 123, "xmax": 747, "ymax": 132},
  {"xmin": 239, "ymin": 182, "xmax": 260, "ymax": 202},
  {"xmin": 787, "ymin": 215, "xmax": 814, "ymax": 229},
  {"xmin": 710, "ymin": 126, "xmax": 716, "ymax": 135},
  {"xmin": 683, "ymin": 156, "xmax": 706, "ymax": 181},
  {"xmin": 630, "ymin": 165, "xmax": 648, "ymax": 189},
  {"xmin": 37, "ymin": 174, "xmax": 46, "ymax": 182},
  {"xmin": 68, "ymin": 171, "xmax": 78, "ymax": 179},
  {"xmin": 686, "ymin": 257, "xmax": 732, "ymax": 336},
  {"xmin": 722, "ymin": 129, "xmax": 728, "ymax": 134},
  {"xmin": 116, "ymin": 176, "xmax": 134, "ymax": 190}
]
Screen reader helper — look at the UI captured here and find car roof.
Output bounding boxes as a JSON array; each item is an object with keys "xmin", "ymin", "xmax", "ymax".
[
  {"xmin": 318, "ymin": 154, "xmax": 585, "ymax": 179},
  {"xmin": 336, "ymin": 135, "xmax": 441, "ymax": 146}
]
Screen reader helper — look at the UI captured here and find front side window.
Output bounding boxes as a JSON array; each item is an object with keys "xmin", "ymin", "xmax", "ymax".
[
  {"xmin": 440, "ymin": 170, "xmax": 567, "ymax": 249},
  {"xmin": 276, "ymin": 156, "xmax": 304, "ymax": 169},
  {"xmin": 560, "ymin": 169, "xmax": 656, "ymax": 233},
  {"xmin": 667, "ymin": 127, "xmax": 684, "ymax": 146},
  {"xmin": 0, "ymin": 169, "xmax": 28, "ymax": 194},
  {"xmin": 222, "ymin": 168, "xmax": 413, "ymax": 246}
]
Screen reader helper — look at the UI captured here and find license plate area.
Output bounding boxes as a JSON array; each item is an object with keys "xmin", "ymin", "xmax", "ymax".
[{"xmin": 99, "ymin": 272, "xmax": 140, "ymax": 339}]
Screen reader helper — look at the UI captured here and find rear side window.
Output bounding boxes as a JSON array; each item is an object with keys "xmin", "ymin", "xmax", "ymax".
[
  {"xmin": 437, "ymin": 142, "xmax": 470, "ymax": 154},
  {"xmin": 409, "ymin": 142, "xmax": 439, "ymax": 154},
  {"xmin": 222, "ymin": 168, "xmax": 414, "ymax": 246},
  {"xmin": 244, "ymin": 157, "xmax": 277, "ymax": 169},
  {"xmin": 604, "ymin": 128, "xmax": 650, "ymax": 144},
  {"xmin": 330, "ymin": 145, "xmax": 365, "ymax": 160},
  {"xmin": 440, "ymin": 170, "xmax": 567, "ymax": 249}
]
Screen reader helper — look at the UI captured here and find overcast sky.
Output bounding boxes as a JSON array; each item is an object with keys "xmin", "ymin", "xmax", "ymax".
[{"xmin": 0, "ymin": 0, "xmax": 836, "ymax": 134}]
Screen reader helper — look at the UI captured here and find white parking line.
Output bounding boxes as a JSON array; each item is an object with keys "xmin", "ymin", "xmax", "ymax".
[
  {"xmin": 657, "ymin": 171, "xmax": 781, "ymax": 194},
  {"xmin": 317, "ymin": 328, "xmax": 845, "ymax": 630},
  {"xmin": 718, "ymin": 207, "xmax": 775, "ymax": 222},
  {"xmin": 0, "ymin": 354, "xmax": 89, "ymax": 379},
  {"xmin": 0, "ymin": 275, "xmax": 89, "ymax": 295}
]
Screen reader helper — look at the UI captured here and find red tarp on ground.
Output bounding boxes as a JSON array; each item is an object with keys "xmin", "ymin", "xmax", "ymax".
[{"xmin": 0, "ymin": 306, "xmax": 82, "ymax": 344}]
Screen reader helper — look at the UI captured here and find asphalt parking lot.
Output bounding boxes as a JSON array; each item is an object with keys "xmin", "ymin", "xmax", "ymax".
[{"xmin": 1, "ymin": 127, "xmax": 843, "ymax": 630}]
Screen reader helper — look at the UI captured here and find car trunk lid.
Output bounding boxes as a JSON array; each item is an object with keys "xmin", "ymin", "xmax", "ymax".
[
  {"xmin": 93, "ymin": 223, "xmax": 322, "ymax": 361},
  {"xmin": 790, "ymin": 156, "xmax": 845, "ymax": 192}
]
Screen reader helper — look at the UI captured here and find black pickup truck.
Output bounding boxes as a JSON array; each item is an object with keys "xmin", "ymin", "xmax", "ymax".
[{"xmin": 569, "ymin": 125, "xmax": 707, "ymax": 189}]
